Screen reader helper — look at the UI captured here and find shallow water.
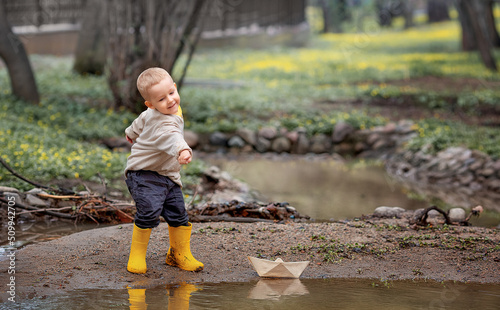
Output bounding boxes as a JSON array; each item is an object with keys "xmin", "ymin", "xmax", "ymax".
[
  {"xmin": 207, "ymin": 157, "xmax": 500, "ymax": 227},
  {"xmin": 5, "ymin": 278, "xmax": 500, "ymax": 310}
]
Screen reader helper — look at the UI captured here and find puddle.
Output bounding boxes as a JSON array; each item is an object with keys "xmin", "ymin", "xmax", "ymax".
[
  {"xmin": 4, "ymin": 278, "xmax": 500, "ymax": 309},
  {"xmin": 206, "ymin": 157, "xmax": 500, "ymax": 227}
]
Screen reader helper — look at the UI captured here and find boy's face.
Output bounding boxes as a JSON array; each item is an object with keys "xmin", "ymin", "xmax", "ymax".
[{"xmin": 144, "ymin": 77, "xmax": 180, "ymax": 115}]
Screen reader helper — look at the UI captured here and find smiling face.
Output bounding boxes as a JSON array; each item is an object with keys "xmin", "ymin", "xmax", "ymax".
[{"xmin": 144, "ymin": 77, "xmax": 180, "ymax": 115}]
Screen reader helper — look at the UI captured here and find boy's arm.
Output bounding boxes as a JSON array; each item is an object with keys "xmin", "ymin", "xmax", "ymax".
[
  {"xmin": 125, "ymin": 113, "xmax": 146, "ymax": 142},
  {"xmin": 155, "ymin": 120, "xmax": 192, "ymax": 161}
]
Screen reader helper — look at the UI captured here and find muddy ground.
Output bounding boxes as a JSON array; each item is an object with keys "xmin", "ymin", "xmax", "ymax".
[{"xmin": 1, "ymin": 213, "xmax": 499, "ymax": 302}]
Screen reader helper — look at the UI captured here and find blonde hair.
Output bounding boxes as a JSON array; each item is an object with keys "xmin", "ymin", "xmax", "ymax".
[{"xmin": 136, "ymin": 67, "xmax": 172, "ymax": 100}]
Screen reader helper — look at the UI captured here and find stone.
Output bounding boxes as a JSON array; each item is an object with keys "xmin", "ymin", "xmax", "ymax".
[
  {"xmin": 310, "ymin": 134, "xmax": 331, "ymax": 154},
  {"xmin": 258, "ymin": 127, "xmax": 277, "ymax": 140},
  {"xmin": 26, "ymin": 194, "xmax": 49, "ymax": 207},
  {"xmin": 437, "ymin": 147, "xmax": 468, "ymax": 160},
  {"xmin": 485, "ymin": 179, "xmax": 500, "ymax": 191},
  {"xmin": 334, "ymin": 142, "xmax": 354, "ymax": 155},
  {"xmin": 469, "ymin": 159, "xmax": 485, "ymax": 171},
  {"xmin": 457, "ymin": 173, "xmax": 475, "ymax": 185},
  {"xmin": 184, "ymin": 130, "xmax": 199, "ymax": 148},
  {"xmin": 367, "ymin": 133, "xmax": 381, "ymax": 146},
  {"xmin": 491, "ymin": 160, "xmax": 500, "ymax": 171},
  {"xmin": 478, "ymin": 168, "xmax": 495, "ymax": 177},
  {"xmin": 285, "ymin": 131, "xmax": 299, "ymax": 144},
  {"xmin": 383, "ymin": 122, "xmax": 397, "ymax": 133},
  {"xmin": 293, "ymin": 132, "xmax": 309, "ymax": 154},
  {"xmin": 228, "ymin": 136, "xmax": 246, "ymax": 148},
  {"xmin": 372, "ymin": 139, "xmax": 393, "ymax": 150},
  {"xmin": 373, "ymin": 206, "xmax": 406, "ymax": 218},
  {"xmin": 448, "ymin": 208, "xmax": 466, "ymax": 222},
  {"xmin": 255, "ymin": 137, "xmax": 271, "ymax": 153},
  {"xmin": 0, "ymin": 186, "xmax": 20, "ymax": 194},
  {"xmin": 332, "ymin": 121, "xmax": 354, "ymax": 143},
  {"xmin": 271, "ymin": 137, "xmax": 291, "ymax": 153},
  {"xmin": 354, "ymin": 142, "xmax": 367, "ymax": 153},
  {"xmin": 209, "ymin": 132, "xmax": 229, "ymax": 146},
  {"xmin": 3, "ymin": 192, "xmax": 23, "ymax": 205},
  {"xmin": 236, "ymin": 128, "xmax": 257, "ymax": 145}
]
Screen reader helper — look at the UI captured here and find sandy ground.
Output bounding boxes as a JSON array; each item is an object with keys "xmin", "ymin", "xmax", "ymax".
[{"xmin": 1, "ymin": 215, "xmax": 499, "ymax": 302}]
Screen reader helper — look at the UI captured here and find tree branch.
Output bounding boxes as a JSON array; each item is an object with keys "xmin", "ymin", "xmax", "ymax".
[{"xmin": 0, "ymin": 157, "xmax": 75, "ymax": 194}]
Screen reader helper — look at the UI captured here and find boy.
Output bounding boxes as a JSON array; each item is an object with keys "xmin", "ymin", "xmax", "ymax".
[{"xmin": 124, "ymin": 67, "xmax": 203, "ymax": 274}]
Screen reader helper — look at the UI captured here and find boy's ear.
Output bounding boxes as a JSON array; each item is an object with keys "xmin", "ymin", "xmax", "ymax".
[
  {"xmin": 174, "ymin": 83, "xmax": 177, "ymax": 89},
  {"xmin": 144, "ymin": 101, "xmax": 154, "ymax": 109}
]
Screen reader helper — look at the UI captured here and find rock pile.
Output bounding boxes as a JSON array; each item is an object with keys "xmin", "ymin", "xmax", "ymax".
[
  {"xmin": 386, "ymin": 147, "xmax": 500, "ymax": 212},
  {"xmin": 185, "ymin": 120, "xmax": 417, "ymax": 158}
]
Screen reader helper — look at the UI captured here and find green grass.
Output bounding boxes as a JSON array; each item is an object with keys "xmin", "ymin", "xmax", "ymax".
[{"xmin": 1, "ymin": 18, "xmax": 500, "ymax": 190}]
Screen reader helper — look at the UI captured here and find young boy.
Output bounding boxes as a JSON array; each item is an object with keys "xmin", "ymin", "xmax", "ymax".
[{"xmin": 124, "ymin": 67, "xmax": 203, "ymax": 274}]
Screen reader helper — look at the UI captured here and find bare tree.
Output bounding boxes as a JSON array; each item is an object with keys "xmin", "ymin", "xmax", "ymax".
[
  {"xmin": 456, "ymin": 0, "xmax": 497, "ymax": 71},
  {"xmin": 0, "ymin": 2, "xmax": 39, "ymax": 104},
  {"xmin": 106, "ymin": 0, "xmax": 210, "ymax": 113}
]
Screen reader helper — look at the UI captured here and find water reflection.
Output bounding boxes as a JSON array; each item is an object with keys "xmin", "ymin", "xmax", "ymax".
[
  {"xmin": 9, "ymin": 278, "xmax": 500, "ymax": 310},
  {"xmin": 248, "ymin": 279, "xmax": 309, "ymax": 300},
  {"xmin": 206, "ymin": 157, "xmax": 429, "ymax": 220},
  {"xmin": 128, "ymin": 282, "xmax": 200, "ymax": 310},
  {"xmin": 205, "ymin": 156, "xmax": 500, "ymax": 227}
]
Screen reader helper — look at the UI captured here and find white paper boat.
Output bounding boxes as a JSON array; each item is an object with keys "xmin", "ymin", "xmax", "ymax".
[
  {"xmin": 248, "ymin": 279, "xmax": 309, "ymax": 300},
  {"xmin": 247, "ymin": 256, "xmax": 310, "ymax": 278}
]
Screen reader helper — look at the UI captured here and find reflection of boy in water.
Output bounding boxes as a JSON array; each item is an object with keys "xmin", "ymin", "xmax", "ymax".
[
  {"xmin": 128, "ymin": 283, "xmax": 199, "ymax": 309},
  {"xmin": 124, "ymin": 67, "xmax": 203, "ymax": 274}
]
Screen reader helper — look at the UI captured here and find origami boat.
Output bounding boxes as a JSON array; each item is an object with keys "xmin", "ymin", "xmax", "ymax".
[{"xmin": 247, "ymin": 256, "xmax": 310, "ymax": 278}]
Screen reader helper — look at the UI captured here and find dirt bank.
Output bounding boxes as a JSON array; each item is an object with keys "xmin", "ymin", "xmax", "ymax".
[{"xmin": 1, "ymin": 215, "xmax": 499, "ymax": 302}]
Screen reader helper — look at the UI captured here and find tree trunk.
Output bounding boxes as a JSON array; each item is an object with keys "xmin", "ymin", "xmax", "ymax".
[
  {"xmin": 455, "ymin": 0, "xmax": 476, "ymax": 51},
  {"xmin": 73, "ymin": 0, "xmax": 108, "ymax": 75},
  {"xmin": 427, "ymin": 0, "xmax": 450, "ymax": 23},
  {"xmin": 0, "ymin": 2, "xmax": 40, "ymax": 104},
  {"xmin": 320, "ymin": 0, "xmax": 330, "ymax": 33},
  {"xmin": 107, "ymin": 0, "xmax": 210, "ymax": 113},
  {"xmin": 403, "ymin": 0, "xmax": 415, "ymax": 29},
  {"xmin": 456, "ymin": 0, "xmax": 497, "ymax": 71},
  {"xmin": 485, "ymin": 0, "xmax": 500, "ymax": 47}
]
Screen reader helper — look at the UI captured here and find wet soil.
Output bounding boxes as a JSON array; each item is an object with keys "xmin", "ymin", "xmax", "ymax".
[{"xmin": 1, "ymin": 215, "xmax": 499, "ymax": 302}]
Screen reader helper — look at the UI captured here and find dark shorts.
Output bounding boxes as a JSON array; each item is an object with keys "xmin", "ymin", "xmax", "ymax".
[{"xmin": 125, "ymin": 170, "xmax": 188, "ymax": 228}]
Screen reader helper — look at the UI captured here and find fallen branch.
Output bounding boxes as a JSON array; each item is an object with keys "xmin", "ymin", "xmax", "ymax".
[
  {"xmin": 17, "ymin": 206, "xmax": 74, "ymax": 214},
  {"xmin": 414, "ymin": 205, "xmax": 452, "ymax": 226},
  {"xmin": 0, "ymin": 157, "xmax": 75, "ymax": 195},
  {"xmin": 0, "ymin": 197, "xmax": 76, "ymax": 219}
]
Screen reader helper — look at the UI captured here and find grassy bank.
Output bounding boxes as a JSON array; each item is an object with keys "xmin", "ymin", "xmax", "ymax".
[{"xmin": 0, "ymin": 19, "xmax": 499, "ymax": 191}]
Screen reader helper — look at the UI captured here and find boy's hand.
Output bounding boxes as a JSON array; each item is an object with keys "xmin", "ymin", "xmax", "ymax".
[
  {"xmin": 126, "ymin": 135, "xmax": 134, "ymax": 144},
  {"xmin": 178, "ymin": 150, "xmax": 192, "ymax": 165}
]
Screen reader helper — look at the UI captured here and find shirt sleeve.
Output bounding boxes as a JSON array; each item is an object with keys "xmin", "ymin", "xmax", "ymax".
[
  {"xmin": 154, "ymin": 119, "xmax": 192, "ymax": 158},
  {"xmin": 125, "ymin": 112, "xmax": 146, "ymax": 141}
]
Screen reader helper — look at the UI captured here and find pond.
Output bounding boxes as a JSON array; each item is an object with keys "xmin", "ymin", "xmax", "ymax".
[
  {"xmin": 205, "ymin": 156, "xmax": 500, "ymax": 228},
  {"xmin": 5, "ymin": 278, "xmax": 500, "ymax": 309}
]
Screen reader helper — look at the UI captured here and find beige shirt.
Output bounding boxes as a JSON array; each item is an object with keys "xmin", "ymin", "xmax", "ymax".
[{"xmin": 124, "ymin": 108, "xmax": 191, "ymax": 187}]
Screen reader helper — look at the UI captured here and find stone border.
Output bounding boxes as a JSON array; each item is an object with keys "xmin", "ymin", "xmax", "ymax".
[{"xmin": 184, "ymin": 120, "xmax": 417, "ymax": 158}]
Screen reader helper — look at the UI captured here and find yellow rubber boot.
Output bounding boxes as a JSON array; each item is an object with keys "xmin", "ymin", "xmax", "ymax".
[
  {"xmin": 165, "ymin": 223, "xmax": 204, "ymax": 272},
  {"xmin": 127, "ymin": 287, "xmax": 147, "ymax": 309},
  {"xmin": 166, "ymin": 282, "xmax": 199, "ymax": 310},
  {"xmin": 127, "ymin": 224, "xmax": 152, "ymax": 274}
]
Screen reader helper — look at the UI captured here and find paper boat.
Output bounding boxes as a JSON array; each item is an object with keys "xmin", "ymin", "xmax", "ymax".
[{"xmin": 247, "ymin": 256, "xmax": 310, "ymax": 278}]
